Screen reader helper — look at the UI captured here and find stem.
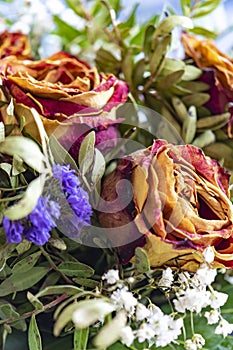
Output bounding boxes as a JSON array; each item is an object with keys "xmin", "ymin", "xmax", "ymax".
[
  {"xmin": 190, "ymin": 311, "xmax": 195, "ymax": 335},
  {"xmin": 40, "ymin": 246, "xmax": 74, "ymax": 285},
  {"xmin": 0, "ymin": 294, "xmax": 68, "ymax": 325}
]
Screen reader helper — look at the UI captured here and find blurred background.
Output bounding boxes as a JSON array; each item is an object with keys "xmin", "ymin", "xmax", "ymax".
[{"xmin": 0, "ymin": 0, "xmax": 232, "ymax": 56}]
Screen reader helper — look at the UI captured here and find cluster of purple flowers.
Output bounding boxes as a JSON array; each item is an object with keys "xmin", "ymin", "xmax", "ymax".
[
  {"xmin": 52, "ymin": 164, "xmax": 92, "ymax": 230},
  {"xmin": 2, "ymin": 196, "xmax": 60, "ymax": 245},
  {"xmin": 2, "ymin": 164, "xmax": 92, "ymax": 245}
]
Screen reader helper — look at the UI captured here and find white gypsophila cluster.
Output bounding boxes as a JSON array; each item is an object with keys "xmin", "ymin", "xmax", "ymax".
[
  {"xmin": 102, "ymin": 269, "xmax": 183, "ymax": 348},
  {"xmin": 173, "ymin": 261, "xmax": 233, "ymax": 339},
  {"xmin": 184, "ymin": 334, "xmax": 205, "ymax": 350},
  {"xmin": 110, "ymin": 286, "xmax": 138, "ymax": 316},
  {"xmin": 102, "ymin": 269, "xmax": 120, "ymax": 285},
  {"xmin": 101, "ymin": 263, "xmax": 233, "ymax": 348},
  {"xmin": 158, "ymin": 267, "xmax": 174, "ymax": 288}
]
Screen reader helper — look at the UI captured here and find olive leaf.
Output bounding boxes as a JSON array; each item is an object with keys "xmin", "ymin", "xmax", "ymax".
[
  {"xmin": 91, "ymin": 148, "xmax": 106, "ymax": 186},
  {"xmin": 73, "ymin": 327, "xmax": 89, "ymax": 350},
  {"xmin": 57, "ymin": 261, "xmax": 94, "ymax": 278},
  {"xmin": 78, "ymin": 131, "xmax": 95, "ymax": 175},
  {"xmin": 12, "ymin": 251, "xmax": 42, "ymax": 274},
  {"xmin": 28, "ymin": 315, "xmax": 42, "ymax": 350},
  {"xmin": 0, "ymin": 266, "xmax": 49, "ymax": 297},
  {"xmin": 49, "ymin": 134, "xmax": 79, "ymax": 171},
  {"xmin": 135, "ymin": 247, "xmax": 150, "ymax": 274},
  {"xmin": 0, "ymin": 136, "xmax": 46, "ymax": 174},
  {"xmin": 4, "ymin": 174, "xmax": 45, "ymax": 220}
]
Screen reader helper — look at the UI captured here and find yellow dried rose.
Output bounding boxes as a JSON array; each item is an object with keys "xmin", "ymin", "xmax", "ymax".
[{"xmin": 98, "ymin": 140, "xmax": 233, "ymax": 271}]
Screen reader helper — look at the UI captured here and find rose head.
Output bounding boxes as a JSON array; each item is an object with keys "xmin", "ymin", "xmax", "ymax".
[
  {"xmin": 0, "ymin": 31, "xmax": 32, "ymax": 59},
  {"xmin": 182, "ymin": 33, "xmax": 233, "ymax": 138},
  {"xmin": 0, "ymin": 49, "xmax": 128, "ymax": 140},
  {"xmin": 98, "ymin": 139, "xmax": 233, "ymax": 271}
]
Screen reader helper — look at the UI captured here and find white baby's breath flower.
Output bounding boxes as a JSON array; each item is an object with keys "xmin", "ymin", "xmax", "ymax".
[
  {"xmin": 195, "ymin": 264, "xmax": 217, "ymax": 286},
  {"xmin": 210, "ymin": 291, "xmax": 228, "ymax": 309},
  {"xmin": 184, "ymin": 334, "xmax": 205, "ymax": 350},
  {"xmin": 135, "ymin": 303, "xmax": 150, "ymax": 321},
  {"xmin": 136, "ymin": 323, "xmax": 156, "ymax": 343},
  {"xmin": 120, "ymin": 326, "xmax": 135, "ymax": 347},
  {"xmin": 158, "ymin": 267, "xmax": 174, "ymax": 288},
  {"xmin": 147, "ymin": 304, "xmax": 164, "ymax": 324},
  {"xmin": 203, "ymin": 246, "xmax": 215, "ymax": 263},
  {"xmin": 155, "ymin": 316, "xmax": 183, "ymax": 347},
  {"xmin": 174, "ymin": 288, "xmax": 211, "ymax": 314},
  {"xmin": 215, "ymin": 318, "xmax": 233, "ymax": 338},
  {"xmin": 204, "ymin": 309, "xmax": 220, "ymax": 325},
  {"xmin": 102, "ymin": 269, "xmax": 120, "ymax": 285},
  {"xmin": 110, "ymin": 287, "xmax": 137, "ymax": 316}
]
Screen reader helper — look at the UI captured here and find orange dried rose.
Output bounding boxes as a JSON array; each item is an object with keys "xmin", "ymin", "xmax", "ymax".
[
  {"xmin": 98, "ymin": 140, "xmax": 233, "ymax": 271},
  {"xmin": 0, "ymin": 30, "xmax": 32, "ymax": 59},
  {"xmin": 0, "ymin": 50, "xmax": 128, "ymax": 139},
  {"xmin": 181, "ymin": 32, "xmax": 233, "ymax": 91}
]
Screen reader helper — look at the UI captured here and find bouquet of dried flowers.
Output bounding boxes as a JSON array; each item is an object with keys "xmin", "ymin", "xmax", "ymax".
[{"xmin": 0, "ymin": 0, "xmax": 233, "ymax": 349}]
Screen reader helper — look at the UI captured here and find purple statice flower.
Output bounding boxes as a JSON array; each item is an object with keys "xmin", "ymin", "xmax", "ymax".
[
  {"xmin": 2, "ymin": 217, "xmax": 24, "ymax": 243},
  {"xmin": 52, "ymin": 164, "xmax": 92, "ymax": 231},
  {"xmin": 28, "ymin": 197, "xmax": 56, "ymax": 233},
  {"xmin": 24, "ymin": 226, "xmax": 51, "ymax": 245},
  {"xmin": 2, "ymin": 195, "xmax": 61, "ymax": 246}
]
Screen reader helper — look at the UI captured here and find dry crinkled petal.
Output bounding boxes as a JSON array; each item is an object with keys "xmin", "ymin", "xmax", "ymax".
[
  {"xmin": 182, "ymin": 32, "xmax": 233, "ymax": 90},
  {"xmin": 141, "ymin": 233, "xmax": 197, "ymax": 269}
]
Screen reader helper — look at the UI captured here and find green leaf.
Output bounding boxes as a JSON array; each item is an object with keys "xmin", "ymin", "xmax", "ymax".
[
  {"xmin": 57, "ymin": 262, "xmax": 94, "ymax": 278},
  {"xmin": 12, "ymin": 251, "xmax": 41, "ymax": 274},
  {"xmin": 0, "ymin": 301, "xmax": 26, "ymax": 331},
  {"xmin": 73, "ymin": 327, "xmax": 89, "ymax": 350},
  {"xmin": 0, "ymin": 267, "xmax": 49, "ymax": 297},
  {"xmin": 149, "ymin": 35, "xmax": 171, "ymax": 76},
  {"xmin": 191, "ymin": 0, "xmax": 222, "ymax": 18},
  {"xmin": 182, "ymin": 65, "xmax": 202, "ymax": 81},
  {"xmin": 0, "ymin": 136, "xmax": 45, "ymax": 173},
  {"xmin": 73, "ymin": 278, "xmax": 99, "ymax": 289},
  {"xmin": 53, "ymin": 15, "xmax": 81, "ymax": 43},
  {"xmin": 180, "ymin": 0, "xmax": 191, "ymax": 16},
  {"xmin": 35, "ymin": 285, "xmax": 82, "ymax": 299},
  {"xmin": 135, "ymin": 247, "xmax": 150, "ymax": 273},
  {"xmin": 156, "ymin": 70, "xmax": 185, "ymax": 89},
  {"xmin": 28, "ymin": 315, "xmax": 42, "ymax": 350},
  {"xmin": 153, "ymin": 15, "xmax": 193, "ymax": 39},
  {"xmin": 63, "ymin": 0, "xmax": 87, "ymax": 18},
  {"xmin": 182, "ymin": 93, "xmax": 210, "ymax": 107},
  {"xmin": 196, "ymin": 112, "xmax": 230, "ymax": 131},
  {"xmin": 78, "ymin": 131, "xmax": 95, "ymax": 174},
  {"xmin": 91, "ymin": 149, "xmax": 105, "ymax": 186},
  {"xmin": 189, "ymin": 26, "xmax": 218, "ymax": 39},
  {"xmin": 49, "ymin": 134, "xmax": 79, "ymax": 172},
  {"xmin": 143, "ymin": 24, "xmax": 155, "ymax": 58},
  {"xmin": 4, "ymin": 175, "xmax": 45, "ymax": 220},
  {"xmin": 27, "ymin": 292, "xmax": 44, "ymax": 310}
]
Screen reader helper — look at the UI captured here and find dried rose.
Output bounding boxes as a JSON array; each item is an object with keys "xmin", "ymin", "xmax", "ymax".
[
  {"xmin": 181, "ymin": 32, "xmax": 233, "ymax": 149},
  {"xmin": 181, "ymin": 32, "xmax": 233, "ymax": 90},
  {"xmin": 98, "ymin": 139, "xmax": 233, "ymax": 271},
  {"xmin": 0, "ymin": 50, "xmax": 128, "ymax": 139},
  {"xmin": 0, "ymin": 30, "xmax": 32, "ymax": 59}
]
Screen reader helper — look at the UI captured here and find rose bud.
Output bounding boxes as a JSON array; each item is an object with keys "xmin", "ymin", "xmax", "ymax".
[
  {"xmin": 98, "ymin": 139, "xmax": 233, "ymax": 271},
  {"xmin": 0, "ymin": 30, "xmax": 32, "ymax": 59}
]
